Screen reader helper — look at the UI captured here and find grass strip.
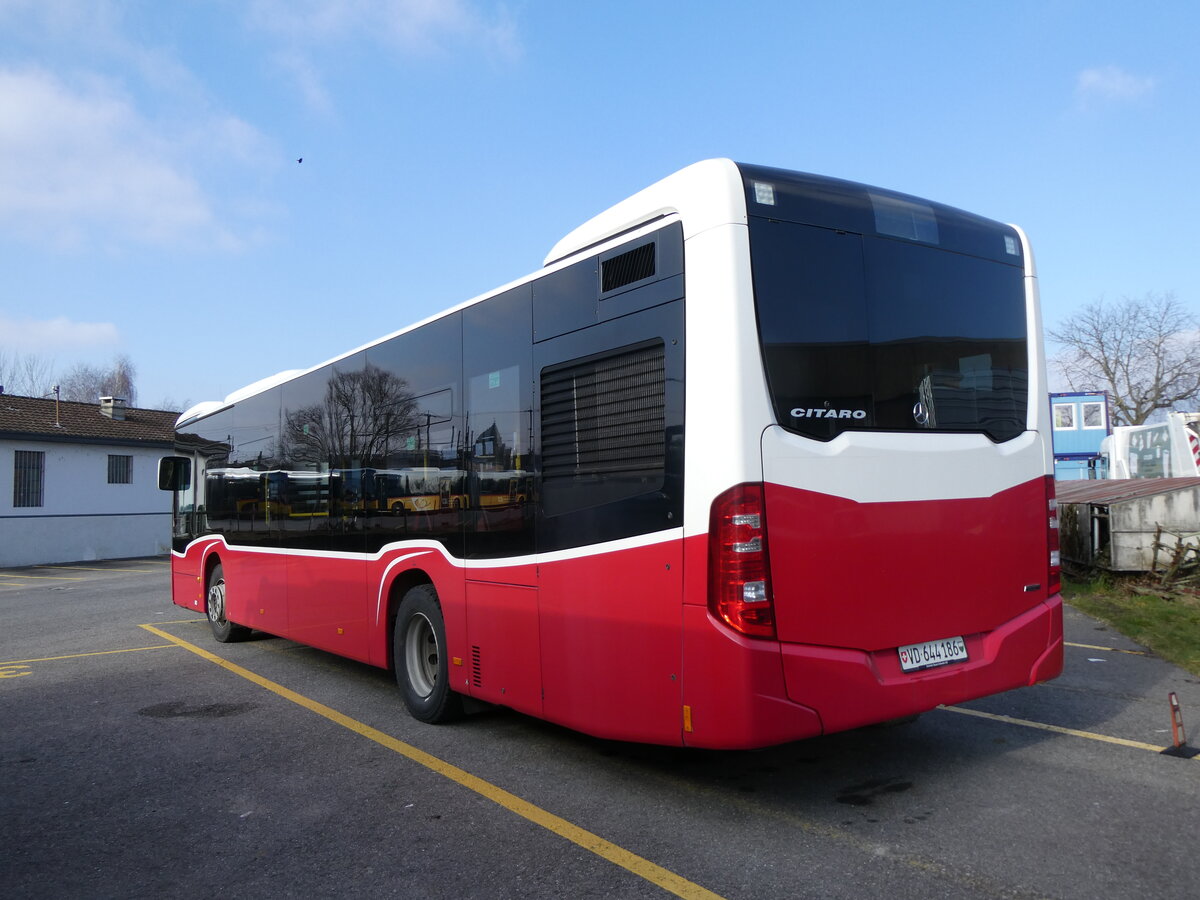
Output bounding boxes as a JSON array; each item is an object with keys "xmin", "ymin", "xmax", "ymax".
[{"xmin": 1063, "ymin": 575, "xmax": 1200, "ymax": 676}]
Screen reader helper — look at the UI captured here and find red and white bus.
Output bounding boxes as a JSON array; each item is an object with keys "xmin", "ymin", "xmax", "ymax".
[{"xmin": 160, "ymin": 159, "xmax": 1062, "ymax": 749}]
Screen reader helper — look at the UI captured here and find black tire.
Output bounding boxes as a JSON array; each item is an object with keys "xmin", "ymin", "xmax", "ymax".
[
  {"xmin": 206, "ymin": 563, "xmax": 252, "ymax": 643},
  {"xmin": 393, "ymin": 584, "xmax": 463, "ymax": 723}
]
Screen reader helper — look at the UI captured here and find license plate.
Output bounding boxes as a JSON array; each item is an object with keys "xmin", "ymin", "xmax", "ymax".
[{"xmin": 897, "ymin": 636, "xmax": 967, "ymax": 672}]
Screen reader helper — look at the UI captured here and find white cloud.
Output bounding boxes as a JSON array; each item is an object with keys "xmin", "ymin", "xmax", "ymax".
[
  {"xmin": 0, "ymin": 67, "xmax": 271, "ymax": 251},
  {"xmin": 0, "ymin": 314, "xmax": 120, "ymax": 353},
  {"xmin": 246, "ymin": 0, "xmax": 521, "ymax": 111},
  {"xmin": 247, "ymin": 0, "xmax": 519, "ymax": 54},
  {"xmin": 1076, "ymin": 65, "xmax": 1155, "ymax": 105},
  {"xmin": 272, "ymin": 51, "xmax": 336, "ymax": 117}
]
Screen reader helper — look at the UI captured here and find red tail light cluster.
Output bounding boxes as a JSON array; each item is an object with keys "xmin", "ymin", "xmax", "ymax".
[
  {"xmin": 1046, "ymin": 476, "xmax": 1061, "ymax": 595},
  {"xmin": 709, "ymin": 483, "xmax": 776, "ymax": 638}
]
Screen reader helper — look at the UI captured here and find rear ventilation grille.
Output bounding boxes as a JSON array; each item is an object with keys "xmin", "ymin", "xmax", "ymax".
[
  {"xmin": 601, "ymin": 242, "xmax": 655, "ymax": 293},
  {"xmin": 542, "ymin": 342, "xmax": 666, "ymax": 482},
  {"xmin": 540, "ymin": 340, "xmax": 667, "ymax": 517},
  {"xmin": 472, "ymin": 645, "xmax": 482, "ymax": 687}
]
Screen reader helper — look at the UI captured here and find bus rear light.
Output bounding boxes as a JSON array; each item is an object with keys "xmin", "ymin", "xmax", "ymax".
[
  {"xmin": 742, "ymin": 580, "xmax": 768, "ymax": 603},
  {"xmin": 1046, "ymin": 476, "xmax": 1061, "ymax": 595},
  {"xmin": 709, "ymin": 483, "xmax": 776, "ymax": 639}
]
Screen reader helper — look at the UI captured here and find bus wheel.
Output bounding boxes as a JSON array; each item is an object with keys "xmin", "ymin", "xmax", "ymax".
[
  {"xmin": 206, "ymin": 563, "xmax": 251, "ymax": 643},
  {"xmin": 394, "ymin": 584, "xmax": 463, "ymax": 723}
]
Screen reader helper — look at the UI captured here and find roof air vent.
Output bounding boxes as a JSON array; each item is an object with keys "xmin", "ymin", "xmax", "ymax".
[{"xmin": 601, "ymin": 242, "xmax": 655, "ymax": 293}]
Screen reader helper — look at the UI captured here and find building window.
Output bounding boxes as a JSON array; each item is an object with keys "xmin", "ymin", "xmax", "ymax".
[
  {"xmin": 1053, "ymin": 405, "xmax": 1076, "ymax": 430},
  {"xmin": 1082, "ymin": 401, "xmax": 1106, "ymax": 429},
  {"xmin": 108, "ymin": 454, "xmax": 133, "ymax": 484},
  {"xmin": 14, "ymin": 450, "xmax": 45, "ymax": 508}
]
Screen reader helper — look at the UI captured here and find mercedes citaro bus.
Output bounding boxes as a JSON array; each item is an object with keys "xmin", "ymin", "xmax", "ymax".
[{"xmin": 160, "ymin": 160, "xmax": 1062, "ymax": 749}]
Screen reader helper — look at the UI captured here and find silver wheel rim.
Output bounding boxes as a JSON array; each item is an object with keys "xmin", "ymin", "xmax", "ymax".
[
  {"xmin": 207, "ymin": 579, "xmax": 226, "ymax": 626},
  {"xmin": 404, "ymin": 612, "xmax": 438, "ymax": 698}
]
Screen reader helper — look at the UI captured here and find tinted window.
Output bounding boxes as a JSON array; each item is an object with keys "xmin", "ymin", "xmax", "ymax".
[
  {"xmin": 199, "ymin": 390, "xmax": 282, "ymax": 543},
  {"xmin": 464, "ymin": 285, "xmax": 534, "ymax": 558},
  {"xmin": 751, "ymin": 219, "xmax": 1028, "ymax": 442},
  {"xmin": 278, "ymin": 353, "xmax": 369, "ymax": 551},
  {"xmin": 365, "ymin": 313, "xmax": 465, "ymax": 555},
  {"xmin": 739, "ymin": 163, "xmax": 1025, "ymax": 266}
]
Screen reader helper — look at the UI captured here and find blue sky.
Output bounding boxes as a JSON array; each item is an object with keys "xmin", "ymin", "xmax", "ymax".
[{"xmin": 1, "ymin": 0, "xmax": 1196, "ymax": 409}]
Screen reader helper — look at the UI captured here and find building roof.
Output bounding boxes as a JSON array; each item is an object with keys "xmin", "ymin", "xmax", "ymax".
[
  {"xmin": 0, "ymin": 394, "xmax": 178, "ymax": 446},
  {"xmin": 1056, "ymin": 477, "xmax": 1200, "ymax": 505}
]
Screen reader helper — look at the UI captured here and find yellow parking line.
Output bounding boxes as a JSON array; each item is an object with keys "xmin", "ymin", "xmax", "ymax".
[
  {"xmin": 1, "ymin": 645, "xmax": 178, "ymax": 666},
  {"xmin": 1064, "ymin": 640, "xmax": 1147, "ymax": 656},
  {"xmin": 139, "ymin": 623, "xmax": 724, "ymax": 900},
  {"xmin": 941, "ymin": 705, "xmax": 1193, "ymax": 758},
  {"xmin": 34, "ymin": 565, "xmax": 159, "ymax": 572},
  {"xmin": 0, "ymin": 573, "xmax": 86, "ymax": 581}
]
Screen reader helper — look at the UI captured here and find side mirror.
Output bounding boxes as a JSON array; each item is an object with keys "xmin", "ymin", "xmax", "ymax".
[{"xmin": 158, "ymin": 456, "xmax": 192, "ymax": 491}]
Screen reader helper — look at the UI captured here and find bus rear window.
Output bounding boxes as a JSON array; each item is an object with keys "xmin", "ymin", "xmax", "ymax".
[{"xmin": 750, "ymin": 219, "xmax": 1028, "ymax": 443}]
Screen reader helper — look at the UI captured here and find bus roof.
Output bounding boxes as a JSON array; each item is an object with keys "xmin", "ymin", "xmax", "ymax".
[
  {"xmin": 178, "ymin": 161, "xmax": 743, "ymax": 430},
  {"xmin": 176, "ymin": 158, "xmax": 1022, "ymax": 431},
  {"xmin": 543, "ymin": 158, "xmax": 745, "ymax": 266}
]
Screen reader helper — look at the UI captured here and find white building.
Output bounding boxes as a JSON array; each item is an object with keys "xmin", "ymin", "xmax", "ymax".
[{"xmin": 0, "ymin": 394, "xmax": 179, "ymax": 566}]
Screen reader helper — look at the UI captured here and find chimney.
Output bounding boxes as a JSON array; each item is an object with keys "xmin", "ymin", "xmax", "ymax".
[{"xmin": 100, "ymin": 396, "xmax": 128, "ymax": 421}]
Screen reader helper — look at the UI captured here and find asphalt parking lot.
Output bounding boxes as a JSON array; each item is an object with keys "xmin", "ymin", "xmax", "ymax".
[{"xmin": 2, "ymin": 558, "xmax": 1198, "ymax": 899}]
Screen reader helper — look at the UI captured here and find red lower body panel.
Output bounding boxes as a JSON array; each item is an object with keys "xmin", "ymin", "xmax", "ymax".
[
  {"xmin": 679, "ymin": 581, "xmax": 1061, "ymax": 747},
  {"xmin": 537, "ymin": 539, "xmax": 684, "ymax": 745},
  {"xmin": 681, "ymin": 603, "xmax": 824, "ymax": 749},
  {"xmin": 779, "ymin": 594, "xmax": 1063, "ymax": 737},
  {"xmin": 170, "ymin": 529, "xmax": 1062, "ymax": 749},
  {"xmin": 764, "ymin": 478, "xmax": 1052, "ymax": 651}
]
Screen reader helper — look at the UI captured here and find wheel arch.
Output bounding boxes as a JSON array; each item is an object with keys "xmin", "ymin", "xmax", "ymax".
[
  {"xmin": 385, "ymin": 567, "xmax": 435, "ymax": 672},
  {"xmin": 203, "ymin": 548, "xmax": 223, "ymax": 586}
]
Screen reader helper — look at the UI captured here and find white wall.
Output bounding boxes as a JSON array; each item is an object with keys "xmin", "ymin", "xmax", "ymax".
[{"xmin": 0, "ymin": 440, "xmax": 173, "ymax": 566}]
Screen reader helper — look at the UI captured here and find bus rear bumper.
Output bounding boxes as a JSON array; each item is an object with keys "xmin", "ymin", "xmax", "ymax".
[
  {"xmin": 780, "ymin": 594, "xmax": 1064, "ymax": 736},
  {"xmin": 681, "ymin": 605, "xmax": 825, "ymax": 749}
]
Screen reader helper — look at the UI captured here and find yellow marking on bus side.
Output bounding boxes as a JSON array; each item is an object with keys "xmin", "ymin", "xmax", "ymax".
[
  {"xmin": 0, "ymin": 645, "xmax": 178, "ymax": 666},
  {"xmin": 139, "ymin": 623, "xmax": 726, "ymax": 900},
  {"xmin": 1064, "ymin": 640, "xmax": 1147, "ymax": 656},
  {"xmin": 941, "ymin": 705, "xmax": 1195, "ymax": 759}
]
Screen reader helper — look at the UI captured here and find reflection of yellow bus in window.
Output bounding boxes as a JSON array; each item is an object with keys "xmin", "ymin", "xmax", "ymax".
[
  {"xmin": 206, "ymin": 468, "xmax": 330, "ymax": 520},
  {"xmin": 283, "ymin": 471, "xmax": 330, "ymax": 518},
  {"xmin": 207, "ymin": 468, "xmax": 281, "ymax": 519},
  {"xmin": 378, "ymin": 468, "xmax": 467, "ymax": 513},
  {"xmin": 477, "ymin": 470, "xmax": 529, "ymax": 508},
  {"xmin": 331, "ymin": 468, "xmax": 377, "ymax": 515}
]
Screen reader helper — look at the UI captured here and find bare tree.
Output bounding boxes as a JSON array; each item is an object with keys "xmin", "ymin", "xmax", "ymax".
[
  {"xmin": 1048, "ymin": 292, "xmax": 1200, "ymax": 425},
  {"xmin": 281, "ymin": 364, "xmax": 419, "ymax": 468},
  {"xmin": 0, "ymin": 350, "xmax": 57, "ymax": 397},
  {"xmin": 59, "ymin": 354, "xmax": 138, "ymax": 405},
  {"xmin": 155, "ymin": 395, "xmax": 191, "ymax": 413}
]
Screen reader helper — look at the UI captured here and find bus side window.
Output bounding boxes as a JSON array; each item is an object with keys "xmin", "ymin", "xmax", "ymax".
[{"xmin": 464, "ymin": 285, "xmax": 534, "ymax": 559}]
